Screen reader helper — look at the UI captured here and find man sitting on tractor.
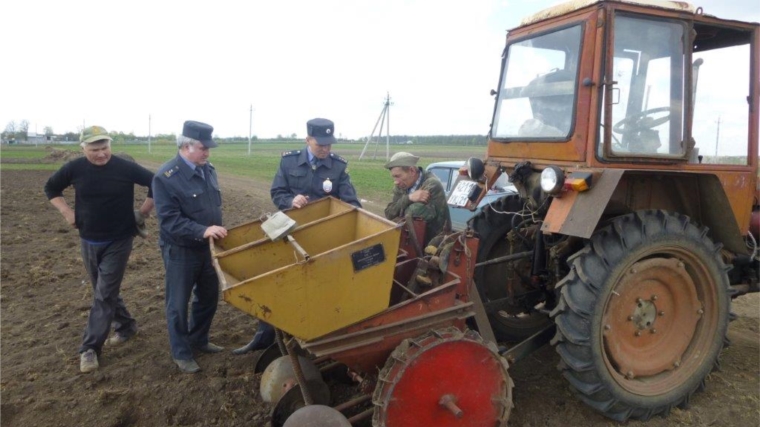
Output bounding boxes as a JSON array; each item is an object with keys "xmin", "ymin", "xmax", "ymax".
[{"xmin": 384, "ymin": 152, "xmax": 451, "ymax": 247}]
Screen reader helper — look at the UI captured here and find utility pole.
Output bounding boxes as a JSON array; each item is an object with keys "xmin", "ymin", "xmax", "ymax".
[
  {"xmin": 248, "ymin": 104, "xmax": 253, "ymax": 155},
  {"xmin": 148, "ymin": 114, "xmax": 152, "ymax": 153},
  {"xmin": 359, "ymin": 92, "xmax": 393, "ymax": 161}
]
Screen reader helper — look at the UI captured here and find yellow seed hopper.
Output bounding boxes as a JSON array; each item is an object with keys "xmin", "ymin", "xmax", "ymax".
[{"xmin": 211, "ymin": 197, "xmax": 401, "ymax": 340}]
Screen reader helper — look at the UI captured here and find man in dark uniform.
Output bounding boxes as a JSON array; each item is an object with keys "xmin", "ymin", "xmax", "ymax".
[
  {"xmin": 233, "ymin": 117, "xmax": 361, "ymax": 355},
  {"xmin": 270, "ymin": 117, "xmax": 361, "ymax": 210},
  {"xmin": 153, "ymin": 120, "xmax": 228, "ymax": 373}
]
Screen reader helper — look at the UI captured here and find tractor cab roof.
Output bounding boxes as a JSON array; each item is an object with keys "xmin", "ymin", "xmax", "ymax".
[{"xmin": 521, "ymin": 0, "xmax": 695, "ymax": 27}]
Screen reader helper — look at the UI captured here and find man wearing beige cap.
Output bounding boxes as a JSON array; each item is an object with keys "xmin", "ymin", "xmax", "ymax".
[
  {"xmin": 384, "ymin": 152, "xmax": 450, "ymax": 246},
  {"xmin": 44, "ymin": 125, "xmax": 155, "ymax": 373}
]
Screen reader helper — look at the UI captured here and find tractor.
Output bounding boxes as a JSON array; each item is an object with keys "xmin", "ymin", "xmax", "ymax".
[{"xmin": 456, "ymin": 0, "xmax": 760, "ymax": 422}]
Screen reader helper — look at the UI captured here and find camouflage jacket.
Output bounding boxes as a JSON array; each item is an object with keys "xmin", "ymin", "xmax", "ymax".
[{"xmin": 384, "ymin": 169, "xmax": 450, "ymax": 245}]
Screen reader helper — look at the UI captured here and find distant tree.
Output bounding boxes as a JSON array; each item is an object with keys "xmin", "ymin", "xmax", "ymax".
[
  {"xmin": 44, "ymin": 126, "xmax": 54, "ymax": 136},
  {"xmin": 61, "ymin": 132, "xmax": 79, "ymax": 142},
  {"xmin": 110, "ymin": 131, "xmax": 125, "ymax": 144},
  {"xmin": 290, "ymin": 133, "xmax": 297, "ymax": 139},
  {"xmin": 3, "ymin": 121, "xmax": 16, "ymax": 140},
  {"xmin": 18, "ymin": 120, "xmax": 29, "ymax": 140}
]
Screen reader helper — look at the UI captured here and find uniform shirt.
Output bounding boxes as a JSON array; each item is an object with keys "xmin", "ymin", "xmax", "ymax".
[
  {"xmin": 153, "ymin": 154, "xmax": 223, "ymax": 248},
  {"xmin": 270, "ymin": 149, "xmax": 361, "ymax": 210},
  {"xmin": 44, "ymin": 155, "xmax": 154, "ymax": 241},
  {"xmin": 384, "ymin": 168, "xmax": 450, "ymax": 246}
]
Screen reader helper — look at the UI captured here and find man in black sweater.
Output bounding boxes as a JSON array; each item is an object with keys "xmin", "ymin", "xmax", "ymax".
[{"xmin": 44, "ymin": 125, "xmax": 154, "ymax": 373}]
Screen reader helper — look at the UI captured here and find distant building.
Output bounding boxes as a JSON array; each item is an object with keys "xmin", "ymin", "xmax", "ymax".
[{"xmin": 26, "ymin": 132, "xmax": 48, "ymax": 144}]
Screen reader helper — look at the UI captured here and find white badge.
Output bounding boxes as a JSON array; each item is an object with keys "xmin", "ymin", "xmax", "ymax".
[{"xmin": 323, "ymin": 178, "xmax": 332, "ymax": 193}]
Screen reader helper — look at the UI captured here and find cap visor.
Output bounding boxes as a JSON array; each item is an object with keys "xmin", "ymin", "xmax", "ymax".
[
  {"xmin": 313, "ymin": 135, "xmax": 336, "ymax": 146},
  {"xmin": 201, "ymin": 139, "xmax": 218, "ymax": 148},
  {"xmin": 82, "ymin": 135, "xmax": 113, "ymax": 144}
]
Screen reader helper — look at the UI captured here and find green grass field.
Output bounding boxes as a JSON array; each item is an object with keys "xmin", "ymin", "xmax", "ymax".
[{"xmin": 1, "ymin": 142, "xmax": 485, "ymax": 202}]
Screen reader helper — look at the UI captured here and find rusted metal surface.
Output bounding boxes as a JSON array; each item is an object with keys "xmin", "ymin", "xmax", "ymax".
[
  {"xmin": 372, "ymin": 328, "xmax": 513, "ymax": 427},
  {"xmin": 520, "ymin": 0, "xmax": 694, "ymax": 27},
  {"xmin": 501, "ymin": 323, "xmax": 556, "ymax": 364},
  {"xmin": 751, "ymin": 209, "xmax": 760, "ymax": 240},
  {"xmin": 487, "ymin": 1, "xmax": 758, "ymax": 243},
  {"xmin": 600, "ymin": 246, "xmax": 722, "ymax": 396},
  {"xmin": 398, "ymin": 218, "xmax": 426, "ymax": 260},
  {"xmin": 603, "ymin": 258, "xmax": 700, "ymax": 379},
  {"xmin": 542, "ymin": 169, "xmax": 624, "ymax": 237},
  {"xmin": 300, "ymin": 284, "xmax": 473, "ymax": 374},
  {"xmin": 465, "ymin": 276, "xmax": 497, "ymax": 345}
]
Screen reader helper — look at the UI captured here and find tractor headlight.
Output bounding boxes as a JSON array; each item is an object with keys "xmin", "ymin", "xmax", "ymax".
[{"xmin": 540, "ymin": 166, "xmax": 564, "ymax": 195}]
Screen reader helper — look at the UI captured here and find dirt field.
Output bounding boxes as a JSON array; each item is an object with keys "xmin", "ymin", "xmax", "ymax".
[{"xmin": 1, "ymin": 167, "xmax": 758, "ymax": 427}]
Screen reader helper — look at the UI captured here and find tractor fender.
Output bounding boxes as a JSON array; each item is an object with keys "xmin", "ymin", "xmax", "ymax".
[
  {"xmin": 541, "ymin": 169, "xmax": 624, "ymax": 238},
  {"xmin": 541, "ymin": 170, "xmax": 748, "ymax": 255}
]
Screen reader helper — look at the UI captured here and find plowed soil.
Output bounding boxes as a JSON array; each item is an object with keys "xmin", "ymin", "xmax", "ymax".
[{"xmin": 1, "ymin": 167, "xmax": 758, "ymax": 427}]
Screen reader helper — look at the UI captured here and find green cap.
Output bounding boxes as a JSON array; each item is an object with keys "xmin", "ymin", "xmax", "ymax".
[
  {"xmin": 385, "ymin": 152, "xmax": 420, "ymax": 169},
  {"xmin": 80, "ymin": 126, "xmax": 112, "ymax": 144}
]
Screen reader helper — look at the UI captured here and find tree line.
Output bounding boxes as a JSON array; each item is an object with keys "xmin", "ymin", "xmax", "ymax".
[{"xmin": 2, "ymin": 120, "xmax": 488, "ymax": 146}]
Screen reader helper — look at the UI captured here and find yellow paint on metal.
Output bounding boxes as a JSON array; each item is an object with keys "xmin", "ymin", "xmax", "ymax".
[
  {"xmin": 211, "ymin": 197, "xmax": 401, "ymax": 340},
  {"xmin": 217, "ymin": 197, "xmax": 354, "ymax": 251}
]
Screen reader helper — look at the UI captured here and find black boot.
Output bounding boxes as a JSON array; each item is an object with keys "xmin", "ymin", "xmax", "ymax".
[{"xmin": 232, "ymin": 321, "xmax": 275, "ymax": 355}]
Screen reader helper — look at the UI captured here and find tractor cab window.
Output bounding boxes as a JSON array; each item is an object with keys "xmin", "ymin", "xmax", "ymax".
[
  {"xmin": 601, "ymin": 14, "xmax": 753, "ymax": 164},
  {"xmin": 492, "ymin": 24, "xmax": 582, "ymax": 140},
  {"xmin": 602, "ymin": 15, "xmax": 686, "ymax": 157},
  {"xmin": 691, "ymin": 27, "xmax": 752, "ymax": 165}
]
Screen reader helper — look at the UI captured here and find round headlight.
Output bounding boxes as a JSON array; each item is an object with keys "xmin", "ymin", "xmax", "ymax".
[
  {"xmin": 540, "ymin": 166, "xmax": 564, "ymax": 194},
  {"xmin": 466, "ymin": 157, "xmax": 485, "ymax": 181}
]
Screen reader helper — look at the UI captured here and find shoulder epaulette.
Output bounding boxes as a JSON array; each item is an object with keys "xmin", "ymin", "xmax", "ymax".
[
  {"xmin": 330, "ymin": 153, "xmax": 347, "ymax": 164},
  {"xmin": 163, "ymin": 165, "xmax": 180, "ymax": 178},
  {"xmin": 282, "ymin": 150, "xmax": 301, "ymax": 157},
  {"xmin": 208, "ymin": 162, "xmax": 215, "ymax": 169}
]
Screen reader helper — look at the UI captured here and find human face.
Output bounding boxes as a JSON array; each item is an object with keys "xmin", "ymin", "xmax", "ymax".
[
  {"xmin": 182, "ymin": 142, "xmax": 211, "ymax": 166},
  {"xmin": 82, "ymin": 140, "xmax": 112, "ymax": 166},
  {"xmin": 390, "ymin": 166, "xmax": 417, "ymax": 190},
  {"xmin": 306, "ymin": 137, "xmax": 331, "ymax": 159}
]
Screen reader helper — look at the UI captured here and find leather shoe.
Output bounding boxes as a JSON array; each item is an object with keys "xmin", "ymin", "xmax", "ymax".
[
  {"xmin": 194, "ymin": 342, "xmax": 224, "ymax": 353},
  {"xmin": 173, "ymin": 358, "xmax": 201, "ymax": 373},
  {"xmin": 232, "ymin": 322, "xmax": 275, "ymax": 355}
]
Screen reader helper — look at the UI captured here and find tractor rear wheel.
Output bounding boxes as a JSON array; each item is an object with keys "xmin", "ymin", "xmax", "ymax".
[
  {"xmin": 471, "ymin": 194, "xmax": 552, "ymax": 341},
  {"xmin": 551, "ymin": 210, "xmax": 730, "ymax": 421},
  {"xmin": 372, "ymin": 327, "xmax": 513, "ymax": 426}
]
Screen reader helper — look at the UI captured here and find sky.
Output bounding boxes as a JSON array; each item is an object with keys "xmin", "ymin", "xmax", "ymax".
[{"xmin": 1, "ymin": 0, "xmax": 758, "ymax": 140}]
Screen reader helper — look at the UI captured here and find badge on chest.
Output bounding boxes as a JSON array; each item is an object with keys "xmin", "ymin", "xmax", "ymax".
[{"xmin": 323, "ymin": 178, "xmax": 332, "ymax": 193}]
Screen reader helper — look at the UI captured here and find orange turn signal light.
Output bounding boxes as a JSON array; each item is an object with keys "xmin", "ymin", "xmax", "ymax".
[{"xmin": 562, "ymin": 172, "xmax": 592, "ymax": 192}]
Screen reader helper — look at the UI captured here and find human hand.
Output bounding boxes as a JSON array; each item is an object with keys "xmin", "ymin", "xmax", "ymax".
[
  {"xmin": 134, "ymin": 210, "xmax": 148, "ymax": 238},
  {"xmin": 409, "ymin": 189, "xmax": 430, "ymax": 204},
  {"xmin": 292, "ymin": 195, "xmax": 309, "ymax": 209},
  {"xmin": 204, "ymin": 225, "xmax": 228, "ymax": 239},
  {"xmin": 63, "ymin": 210, "xmax": 76, "ymax": 228}
]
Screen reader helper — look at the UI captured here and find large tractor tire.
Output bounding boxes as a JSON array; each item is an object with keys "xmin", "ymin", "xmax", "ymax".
[
  {"xmin": 551, "ymin": 210, "xmax": 730, "ymax": 421},
  {"xmin": 471, "ymin": 195, "xmax": 552, "ymax": 341}
]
